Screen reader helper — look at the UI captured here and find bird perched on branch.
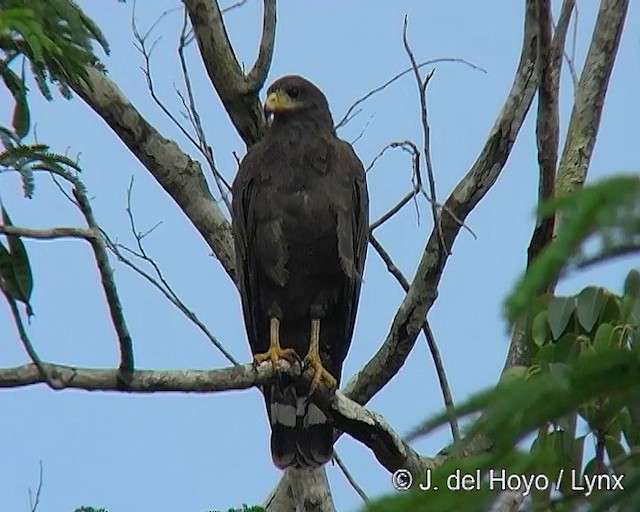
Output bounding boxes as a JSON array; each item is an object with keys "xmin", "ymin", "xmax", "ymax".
[{"xmin": 232, "ymin": 75, "xmax": 369, "ymax": 469}]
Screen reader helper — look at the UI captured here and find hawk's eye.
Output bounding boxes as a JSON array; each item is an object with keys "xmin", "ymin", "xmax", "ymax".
[{"xmin": 287, "ymin": 87, "xmax": 299, "ymax": 99}]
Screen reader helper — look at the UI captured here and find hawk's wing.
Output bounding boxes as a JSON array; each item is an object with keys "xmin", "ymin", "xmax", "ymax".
[
  {"xmin": 231, "ymin": 144, "xmax": 268, "ymax": 357},
  {"xmin": 331, "ymin": 139, "xmax": 369, "ymax": 380}
]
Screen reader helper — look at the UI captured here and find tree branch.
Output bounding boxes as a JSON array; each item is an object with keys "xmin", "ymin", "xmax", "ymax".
[
  {"xmin": 343, "ymin": 0, "xmax": 539, "ymax": 408},
  {"xmin": 0, "ymin": 360, "xmax": 436, "ymax": 476},
  {"xmin": 70, "ymin": 66, "xmax": 236, "ymax": 282},
  {"xmin": 73, "ymin": 187, "xmax": 135, "ymax": 379},
  {"xmin": 245, "ymin": 0, "xmax": 276, "ymax": 92},
  {"xmin": 528, "ymin": 0, "xmax": 560, "ymax": 268},
  {"xmin": 555, "ymin": 0, "xmax": 629, "ymax": 196},
  {"xmin": 0, "ymin": 225, "xmax": 96, "ymax": 240},
  {"xmin": 183, "ymin": 0, "xmax": 270, "ymax": 146}
]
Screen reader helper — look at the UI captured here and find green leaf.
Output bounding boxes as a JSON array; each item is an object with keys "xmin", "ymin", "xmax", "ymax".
[
  {"xmin": 505, "ymin": 176, "xmax": 640, "ymax": 323},
  {"xmin": 599, "ymin": 294, "xmax": 622, "ymax": 325},
  {"xmin": 532, "ymin": 310, "xmax": 550, "ymax": 346},
  {"xmin": 0, "ymin": 205, "xmax": 33, "ymax": 314},
  {"xmin": 548, "ymin": 296, "xmax": 575, "ymax": 340},
  {"xmin": 624, "ymin": 269, "xmax": 640, "ymax": 298},
  {"xmin": 576, "ymin": 286, "xmax": 607, "ymax": 332},
  {"xmin": 12, "ymin": 93, "xmax": 30, "ymax": 139},
  {"xmin": 593, "ymin": 323, "xmax": 614, "ymax": 352},
  {"xmin": 554, "ymin": 334, "xmax": 580, "ymax": 363}
]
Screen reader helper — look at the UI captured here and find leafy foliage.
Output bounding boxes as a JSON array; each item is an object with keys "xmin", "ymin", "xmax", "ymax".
[
  {"xmin": 0, "ymin": 0, "xmax": 107, "ymax": 195},
  {"xmin": 0, "ymin": 127, "xmax": 82, "ymax": 198},
  {"xmin": 506, "ymin": 176, "xmax": 640, "ymax": 322},
  {"xmin": 367, "ymin": 175, "xmax": 640, "ymax": 512},
  {"xmin": 0, "ymin": 0, "xmax": 109, "ymax": 104},
  {"xmin": 0, "ymin": 203, "xmax": 33, "ymax": 315}
]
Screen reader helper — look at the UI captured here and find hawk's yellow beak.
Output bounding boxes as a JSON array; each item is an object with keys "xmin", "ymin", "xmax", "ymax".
[{"xmin": 264, "ymin": 91, "xmax": 294, "ymax": 113}]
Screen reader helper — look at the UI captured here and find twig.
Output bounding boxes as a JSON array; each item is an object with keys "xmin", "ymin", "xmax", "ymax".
[
  {"xmin": 344, "ymin": 0, "xmax": 538, "ymax": 409},
  {"xmin": 28, "ymin": 461, "xmax": 43, "ymax": 512},
  {"xmin": 333, "ymin": 451, "xmax": 369, "ymax": 503},
  {"xmin": 101, "ymin": 180, "xmax": 239, "ymax": 365},
  {"xmin": 368, "ymin": 234, "xmax": 410, "ymax": 290},
  {"xmin": 402, "ymin": 18, "xmax": 444, "ymax": 254},
  {"xmin": 367, "ymin": 140, "xmax": 477, "ymax": 238},
  {"xmin": 335, "ymin": 58, "xmax": 486, "ymax": 130},
  {"xmin": 368, "ymin": 233, "xmax": 460, "ymax": 442},
  {"xmin": 70, "ymin": 67, "xmax": 237, "ymax": 281},
  {"xmin": 131, "ymin": 4, "xmax": 203, "ymax": 155},
  {"xmin": 563, "ymin": 2, "xmax": 580, "ymax": 90},
  {"xmin": 423, "ymin": 322, "xmax": 461, "ymax": 443},
  {"xmin": 73, "ymin": 187, "xmax": 135, "ymax": 381},
  {"xmin": 6, "ymin": 299, "xmax": 55, "ymax": 388},
  {"xmin": 222, "ymin": 0, "xmax": 250, "ymax": 13},
  {"xmin": 177, "ymin": 7, "xmax": 232, "ymax": 212},
  {"xmin": 369, "ymin": 190, "xmax": 420, "ymax": 232}
]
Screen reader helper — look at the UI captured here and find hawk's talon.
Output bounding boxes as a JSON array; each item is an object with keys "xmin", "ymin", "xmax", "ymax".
[
  {"xmin": 254, "ymin": 317, "xmax": 298, "ymax": 373},
  {"xmin": 305, "ymin": 353, "xmax": 337, "ymax": 395},
  {"xmin": 254, "ymin": 346, "xmax": 298, "ymax": 372},
  {"xmin": 305, "ymin": 318, "xmax": 338, "ymax": 395}
]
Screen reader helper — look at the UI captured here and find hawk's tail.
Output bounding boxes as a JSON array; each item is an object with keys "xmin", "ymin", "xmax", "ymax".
[{"xmin": 264, "ymin": 382, "xmax": 333, "ymax": 469}]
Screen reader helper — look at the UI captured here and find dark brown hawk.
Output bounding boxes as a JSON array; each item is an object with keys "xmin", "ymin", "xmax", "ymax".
[{"xmin": 231, "ymin": 75, "xmax": 369, "ymax": 469}]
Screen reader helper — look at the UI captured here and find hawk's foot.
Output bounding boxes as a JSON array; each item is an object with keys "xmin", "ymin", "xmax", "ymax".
[
  {"xmin": 304, "ymin": 318, "xmax": 337, "ymax": 394},
  {"xmin": 253, "ymin": 318, "xmax": 298, "ymax": 373}
]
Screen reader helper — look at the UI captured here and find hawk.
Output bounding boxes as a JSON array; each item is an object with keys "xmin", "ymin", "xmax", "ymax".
[{"xmin": 231, "ymin": 75, "xmax": 369, "ymax": 469}]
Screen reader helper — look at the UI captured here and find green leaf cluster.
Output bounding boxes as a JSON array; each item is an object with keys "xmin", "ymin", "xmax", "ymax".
[
  {"xmin": 369, "ymin": 174, "xmax": 640, "ymax": 512},
  {"xmin": 506, "ymin": 176, "xmax": 640, "ymax": 322},
  {"xmin": 0, "ymin": 0, "xmax": 109, "ymax": 107},
  {"xmin": 0, "ymin": 204, "xmax": 33, "ymax": 314}
]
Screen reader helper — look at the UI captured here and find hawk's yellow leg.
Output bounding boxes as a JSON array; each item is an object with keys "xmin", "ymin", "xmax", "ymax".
[
  {"xmin": 305, "ymin": 319, "xmax": 337, "ymax": 394},
  {"xmin": 254, "ymin": 318, "xmax": 298, "ymax": 371}
]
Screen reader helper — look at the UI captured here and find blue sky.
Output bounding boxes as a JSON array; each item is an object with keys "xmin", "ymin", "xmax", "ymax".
[{"xmin": 1, "ymin": 1, "xmax": 639, "ymax": 511}]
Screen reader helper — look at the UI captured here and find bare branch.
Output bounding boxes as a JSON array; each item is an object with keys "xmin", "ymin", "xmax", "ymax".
[
  {"xmin": 245, "ymin": 0, "xmax": 277, "ymax": 92},
  {"xmin": 369, "ymin": 234, "xmax": 460, "ymax": 443},
  {"xmin": 369, "ymin": 189, "xmax": 419, "ymax": 232},
  {"xmin": 423, "ymin": 322, "xmax": 460, "ymax": 443},
  {"xmin": 0, "ymin": 225, "xmax": 95, "ymax": 240},
  {"xmin": 73, "ymin": 187, "xmax": 135, "ymax": 379},
  {"xmin": 28, "ymin": 461, "xmax": 43, "ymax": 512},
  {"xmin": 131, "ymin": 4, "xmax": 201, "ymax": 153},
  {"xmin": 528, "ymin": 0, "xmax": 560, "ymax": 268},
  {"xmin": 366, "ymin": 141, "xmax": 477, "ymax": 238},
  {"xmin": 402, "ymin": 18, "xmax": 443, "ymax": 254},
  {"xmin": 344, "ymin": 0, "xmax": 539, "ymax": 408},
  {"xmin": 528, "ymin": 0, "xmax": 575, "ymax": 268},
  {"xmin": 335, "ymin": 57, "xmax": 486, "ymax": 131},
  {"xmin": 69, "ymin": 67, "xmax": 236, "ymax": 281},
  {"xmin": 333, "ymin": 451, "xmax": 369, "ymax": 503},
  {"xmin": 369, "ymin": 234, "xmax": 410, "ymax": 289},
  {"xmin": 177, "ymin": 7, "xmax": 232, "ymax": 213},
  {"xmin": 555, "ymin": 0, "xmax": 629, "ymax": 196},
  {"xmin": 222, "ymin": 0, "xmax": 250, "ymax": 13},
  {"xmin": 6, "ymin": 299, "xmax": 55, "ymax": 388},
  {"xmin": 101, "ymin": 180, "xmax": 239, "ymax": 366}
]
